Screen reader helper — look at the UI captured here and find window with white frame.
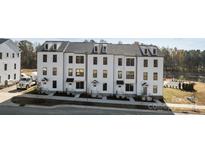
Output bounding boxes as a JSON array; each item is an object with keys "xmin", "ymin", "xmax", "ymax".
[
  {"xmin": 126, "ymin": 58, "xmax": 134, "ymax": 66},
  {"xmin": 103, "ymin": 83, "xmax": 107, "ymax": 91},
  {"xmin": 154, "ymin": 59, "xmax": 158, "ymax": 67},
  {"xmin": 143, "ymin": 72, "xmax": 148, "ymax": 80},
  {"xmin": 118, "ymin": 71, "xmax": 122, "ymax": 79},
  {"xmin": 93, "ymin": 57, "xmax": 97, "ymax": 65},
  {"xmin": 93, "ymin": 69, "xmax": 97, "ymax": 78},
  {"xmin": 126, "ymin": 71, "xmax": 134, "ymax": 79},
  {"xmin": 118, "ymin": 58, "xmax": 122, "ymax": 66},
  {"xmin": 103, "ymin": 57, "xmax": 107, "ymax": 65},
  {"xmin": 144, "ymin": 59, "xmax": 148, "ymax": 67},
  {"xmin": 76, "ymin": 68, "xmax": 84, "ymax": 77},
  {"xmin": 76, "ymin": 81, "xmax": 84, "ymax": 89},
  {"xmin": 53, "ymin": 55, "xmax": 57, "ymax": 63},
  {"xmin": 94, "ymin": 45, "xmax": 98, "ymax": 53},
  {"xmin": 68, "ymin": 68, "xmax": 73, "ymax": 76},
  {"xmin": 76, "ymin": 56, "xmax": 84, "ymax": 64},
  {"xmin": 153, "ymin": 85, "xmax": 158, "ymax": 94},
  {"xmin": 153, "ymin": 49, "xmax": 157, "ymax": 55},
  {"xmin": 153, "ymin": 72, "xmax": 158, "ymax": 80},
  {"xmin": 53, "ymin": 44, "xmax": 57, "ymax": 50},
  {"xmin": 43, "ymin": 54, "xmax": 47, "ymax": 62},
  {"xmin": 68, "ymin": 56, "xmax": 73, "ymax": 63},
  {"xmin": 144, "ymin": 49, "xmax": 148, "ymax": 55},
  {"xmin": 103, "ymin": 70, "xmax": 108, "ymax": 78},
  {"xmin": 52, "ymin": 67, "xmax": 57, "ymax": 76},
  {"xmin": 125, "ymin": 84, "xmax": 134, "ymax": 92},
  {"xmin": 42, "ymin": 67, "xmax": 47, "ymax": 75}
]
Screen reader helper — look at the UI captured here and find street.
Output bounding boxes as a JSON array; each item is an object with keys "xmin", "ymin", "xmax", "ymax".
[{"xmin": 0, "ymin": 102, "xmax": 173, "ymax": 115}]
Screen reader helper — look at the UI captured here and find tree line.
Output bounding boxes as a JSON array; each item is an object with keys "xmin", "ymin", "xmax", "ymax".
[
  {"xmin": 17, "ymin": 40, "xmax": 205, "ymax": 74},
  {"xmin": 17, "ymin": 40, "xmax": 39, "ymax": 69},
  {"xmin": 161, "ymin": 47, "xmax": 205, "ymax": 73}
]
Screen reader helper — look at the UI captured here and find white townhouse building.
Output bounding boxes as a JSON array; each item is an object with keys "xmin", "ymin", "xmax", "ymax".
[
  {"xmin": 37, "ymin": 41, "xmax": 163, "ymax": 99},
  {"xmin": 0, "ymin": 39, "xmax": 21, "ymax": 87}
]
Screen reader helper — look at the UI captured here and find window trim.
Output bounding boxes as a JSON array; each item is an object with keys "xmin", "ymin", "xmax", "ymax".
[
  {"xmin": 154, "ymin": 59, "xmax": 158, "ymax": 67},
  {"xmin": 52, "ymin": 80, "xmax": 57, "ymax": 89},
  {"xmin": 76, "ymin": 81, "xmax": 84, "ymax": 89},
  {"xmin": 76, "ymin": 68, "xmax": 84, "ymax": 77},
  {"xmin": 153, "ymin": 85, "xmax": 158, "ymax": 94},
  {"xmin": 93, "ymin": 57, "xmax": 97, "ymax": 65},
  {"xmin": 126, "ymin": 58, "xmax": 134, "ymax": 66},
  {"xmin": 125, "ymin": 84, "xmax": 134, "ymax": 92},
  {"xmin": 93, "ymin": 69, "xmax": 97, "ymax": 78},
  {"xmin": 103, "ymin": 83, "xmax": 107, "ymax": 91},
  {"xmin": 126, "ymin": 71, "xmax": 134, "ymax": 79},
  {"xmin": 143, "ymin": 72, "xmax": 148, "ymax": 80},
  {"xmin": 53, "ymin": 54, "xmax": 57, "ymax": 63},
  {"xmin": 52, "ymin": 67, "xmax": 57, "ymax": 76},
  {"xmin": 118, "ymin": 71, "xmax": 122, "ymax": 79},
  {"xmin": 103, "ymin": 57, "xmax": 107, "ymax": 65},
  {"xmin": 153, "ymin": 72, "xmax": 158, "ymax": 80},
  {"xmin": 144, "ymin": 59, "xmax": 148, "ymax": 67},
  {"xmin": 43, "ymin": 54, "xmax": 47, "ymax": 62},
  {"xmin": 118, "ymin": 58, "xmax": 122, "ymax": 66},
  {"xmin": 103, "ymin": 70, "xmax": 108, "ymax": 78}
]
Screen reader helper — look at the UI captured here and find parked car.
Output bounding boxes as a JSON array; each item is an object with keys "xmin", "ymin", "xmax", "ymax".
[
  {"xmin": 31, "ymin": 72, "xmax": 37, "ymax": 83},
  {"xmin": 17, "ymin": 77, "xmax": 35, "ymax": 90},
  {"xmin": 21, "ymin": 73, "xmax": 28, "ymax": 78}
]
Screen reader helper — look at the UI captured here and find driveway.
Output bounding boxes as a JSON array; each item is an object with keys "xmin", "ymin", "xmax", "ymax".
[{"xmin": 0, "ymin": 85, "xmax": 25, "ymax": 103}]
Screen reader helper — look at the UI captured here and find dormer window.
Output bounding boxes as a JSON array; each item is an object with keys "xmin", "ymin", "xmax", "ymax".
[
  {"xmin": 144, "ymin": 49, "xmax": 148, "ymax": 55},
  {"xmin": 94, "ymin": 45, "xmax": 98, "ymax": 53},
  {"xmin": 45, "ymin": 44, "xmax": 48, "ymax": 50},
  {"xmin": 102, "ymin": 45, "xmax": 107, "ymax": 53},
  {"xmin": 153, "ymin": 49, "xmax": 157, "ymax": 55},
  {"xmin": 53, "ymin": 44, "xmax": 57, "ymax": 50}
]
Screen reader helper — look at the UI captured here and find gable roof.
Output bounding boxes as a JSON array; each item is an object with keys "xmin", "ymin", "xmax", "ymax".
[
  {"xmin": 0, "ymin": 39, "xmax": 20, "ymax": 53},
  {"xmin": 0, "ymin": 39, "xmax": 9, "ymax": 44}
]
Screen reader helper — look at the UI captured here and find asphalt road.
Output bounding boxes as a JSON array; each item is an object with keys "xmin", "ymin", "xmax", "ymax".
[{"xmin": 0, "ymin": 102, "xmax": 173, "ymax": 115}]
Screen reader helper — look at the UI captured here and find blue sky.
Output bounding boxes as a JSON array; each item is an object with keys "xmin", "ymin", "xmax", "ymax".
[{"xmin": 12, "ymin": 38, "xmax": 205, "ymax": 50}]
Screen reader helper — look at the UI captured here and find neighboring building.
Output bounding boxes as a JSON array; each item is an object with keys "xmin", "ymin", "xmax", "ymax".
[
  {"xmin": 0, "ymin": 39, "xmax": 21, "ymax": 87},
  {"xmin": 37, "ymin": 41, "xmax": 163, "ymax": 99}
]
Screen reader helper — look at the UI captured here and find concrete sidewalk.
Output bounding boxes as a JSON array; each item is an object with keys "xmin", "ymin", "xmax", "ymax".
[{"xmin": 14, "ymin": 94, "xmax": 205, "ymax": 111}]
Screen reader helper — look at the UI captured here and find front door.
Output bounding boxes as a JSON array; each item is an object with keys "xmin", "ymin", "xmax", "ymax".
[{"xmin": 143, "ymin": 86, "xmax": 148, "ymax": 96}]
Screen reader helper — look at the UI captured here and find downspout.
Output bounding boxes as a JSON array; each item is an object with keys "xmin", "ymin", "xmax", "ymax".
[
  {"xmin": 113, "ymin": 55, "xmax": 115, "ymax": 95},
  {"xmin": 86, "ymin": 53, "xmax": 88, "ymax": 95},
  {"xmin": 62, "ymin": 42, "xmax": 70, "ymax": 92}
]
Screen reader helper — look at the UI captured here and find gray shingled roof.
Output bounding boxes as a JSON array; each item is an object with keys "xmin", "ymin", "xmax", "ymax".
[
  {"xmin": 0, "ymin": 39, "xmax": 9, "ymax": 44},
  {"xmin": 138, "ymin": 45, "xmax": 164, "ymax": 57},
  {"xmin": 38, "ymin": 41, "xmax": 69, "ymax": 52},
  {"xmin": 38, "ymin": 41, "xmax": 163, "ymax": 57},
  {"xmin": 65, "ymin": 42, "xmax": 94, "ymax": 54},
  {"xmin": 65, "ymin": 42, "xmax": 142, "ymax": 56},
  {"xmin": 0, "ymin": 39, "xmax": 20, "ymax": 53},
  {"xmin": 106, "ymin": 43, "xmax": 141, "ymax": 56}
]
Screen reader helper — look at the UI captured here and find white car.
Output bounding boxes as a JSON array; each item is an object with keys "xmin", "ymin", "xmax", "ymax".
[{"xmin": 17, "ymin": 77, "xmax": 35, "ymax": 90}]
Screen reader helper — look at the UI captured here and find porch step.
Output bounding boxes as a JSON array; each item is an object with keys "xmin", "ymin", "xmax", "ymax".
[{"xmin": 75, "ymin": 94, "xmax": 80, "ymax": 98}]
